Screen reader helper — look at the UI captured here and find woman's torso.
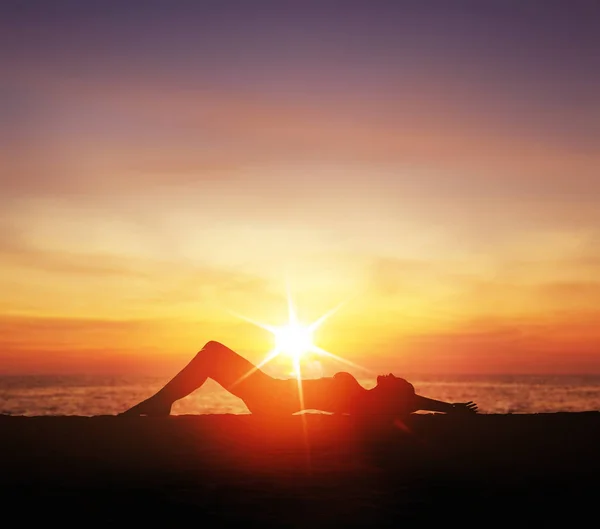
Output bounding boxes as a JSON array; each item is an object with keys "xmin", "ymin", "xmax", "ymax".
[{"xmin": 243, "ymin": 372, "xmax": 366, "ymax": 415}]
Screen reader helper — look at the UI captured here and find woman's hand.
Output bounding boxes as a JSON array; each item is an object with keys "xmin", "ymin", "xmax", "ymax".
[{"xmin": 449, "ymin": 401, "xmax": 478, "ymax": 414}]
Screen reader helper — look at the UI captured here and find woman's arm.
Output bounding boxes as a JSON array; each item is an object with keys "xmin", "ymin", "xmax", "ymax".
[{"xmin": 414, "ymin": 395, "xmax": 478, "ymax": 414}]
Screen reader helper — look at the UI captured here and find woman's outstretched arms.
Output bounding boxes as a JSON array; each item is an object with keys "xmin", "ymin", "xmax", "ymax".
[{"xmin": 414, "ymin": 395, "xmax": 478, "ymax": 414}]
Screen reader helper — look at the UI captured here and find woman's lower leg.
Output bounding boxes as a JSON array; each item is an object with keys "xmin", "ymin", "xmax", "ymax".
[{"xmin": 123, "ymin": 341, "xmax": 270, "ymax": 415}]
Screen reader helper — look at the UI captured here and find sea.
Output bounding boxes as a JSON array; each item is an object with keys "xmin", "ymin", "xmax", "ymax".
[{"xmin": 1, "ymin": 374, "xmax": 600, "ymax": 416}]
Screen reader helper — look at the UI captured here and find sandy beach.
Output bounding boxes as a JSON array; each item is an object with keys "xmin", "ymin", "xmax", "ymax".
[{"xmin": 2, "ymin": 412, "xmax": 599, "ymax": 526}]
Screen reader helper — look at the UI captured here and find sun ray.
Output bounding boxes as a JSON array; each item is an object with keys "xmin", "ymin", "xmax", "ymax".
[
  {"xmin": 227, "ymin": 310, "xmax": 279, "ymax": 335},
  {"xmin": 293, "ymin": 356, "xmax": 305, "ymax": 409},
  {"xmin": 307, "ymin": 300, "xmax": 347, "ymax": 334},
  {"xmin": 310, "ymin": 345, "xmax": 375, "ymax": 375},
  {"xmin": 292, "ymin": 354, "xmax": 312, "ymax": 473},
  {"xmin": 231, "ymin": 347, "xmax": 281, "ymax": 387},
  {"xmin": 229, "ymin": 288, "xmax": 371, "ymax": 385},
  {"xmin": 285, "ymin": 279, "xmax": 299, "ymax": 325},
  {"xmin": 228, "ymin": 288, "xmax": 364, "ymax": 473}
]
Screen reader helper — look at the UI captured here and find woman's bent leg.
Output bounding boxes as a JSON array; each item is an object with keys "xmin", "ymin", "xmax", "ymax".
[{"xmin": 122, "ymin": 341, "xmax": 273, "ymax": 416}]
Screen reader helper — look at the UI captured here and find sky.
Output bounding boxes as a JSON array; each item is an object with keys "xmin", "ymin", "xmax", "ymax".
[{"xmin": 1, "ymin": 1, "xmax": 599, "ymax": 376}]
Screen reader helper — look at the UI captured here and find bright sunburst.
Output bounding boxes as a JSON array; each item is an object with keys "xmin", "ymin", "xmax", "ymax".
[
  {"xmin": 230, "ymin": 286, "xmax": 366, "ymax": 384},
  {"xmin": 272, "ymin": 321, "xmax": 314, "ymax": 362},
  {"xmin": 228, "ymin": 286, "xmax": 372, "ymax": 416}
]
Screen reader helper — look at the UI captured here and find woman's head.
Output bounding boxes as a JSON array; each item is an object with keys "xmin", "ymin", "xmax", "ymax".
[{"xmin": 369, "ymin": 374, "xmax": 416, "ymax": 417}]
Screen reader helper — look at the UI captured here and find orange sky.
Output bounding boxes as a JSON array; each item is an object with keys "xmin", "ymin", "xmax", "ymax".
[{"xmin": 1, "ymin": 3, "xmax": 599, "ymax": 375}]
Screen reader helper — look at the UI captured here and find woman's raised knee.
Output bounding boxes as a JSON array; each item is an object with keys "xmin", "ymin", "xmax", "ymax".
[
  {"xmin": 192, "ymin": 340, "xmax": 227, "ymax": 361},
  {"xmin": 203, "ymin": 340, "xmax": 225, "ymax": 351}
]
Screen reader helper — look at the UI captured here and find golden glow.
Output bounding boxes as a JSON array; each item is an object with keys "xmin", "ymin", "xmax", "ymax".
[
  {"xmin": 230, "ymin": 285, "xmax": 371, "ymax": 390},
  {"xmin": 2, "ymin": 39, "xmax": 600, "ymax": 378},
  {"xmin": 272, "ymin": 322, "xmax": 314, "ymax": 362}
]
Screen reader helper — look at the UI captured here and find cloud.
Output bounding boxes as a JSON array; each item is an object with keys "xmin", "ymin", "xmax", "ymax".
[
  {"xmin": 2, "ymin": 73, "xmax": 599, "ymax": 205},
  {"xmin": 1, "ymin": 243, "xmax": 148, "ymax": 279},
  {"xmin": 377, "ymin": 314, "xmax": 600, "ymax": 374},
  {"xmin": 361, "ymin": 254, "xmax": 600, "ymax": 339},
  {"xmin": 0, "ymin": 228, "xmax": 281, "ymax": 321}
]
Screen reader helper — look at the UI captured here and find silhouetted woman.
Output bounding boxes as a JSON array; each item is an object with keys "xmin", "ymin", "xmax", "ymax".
[{"xmin": 123, "ymin": 341, "xmax": 478, "ymax": 418}]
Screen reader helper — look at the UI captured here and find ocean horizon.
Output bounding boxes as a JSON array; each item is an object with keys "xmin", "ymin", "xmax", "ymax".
[{"xmin": 2, "ymin": 373, "xmax": 599, "ymax": 416}]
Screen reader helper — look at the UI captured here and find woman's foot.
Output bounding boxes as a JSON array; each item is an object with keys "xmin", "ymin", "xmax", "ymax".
[{"xmin": 120, "ymin": 395, "xmax": 172, "ymax": 417}]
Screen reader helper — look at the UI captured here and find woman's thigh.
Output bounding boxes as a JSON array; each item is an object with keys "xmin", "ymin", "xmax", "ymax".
[{"xmin": 203, "ymin": 342, "xmax": 284, "ymax": 406}]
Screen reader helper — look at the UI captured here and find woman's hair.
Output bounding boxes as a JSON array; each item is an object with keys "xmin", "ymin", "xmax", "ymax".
[{"xmin": 371, "ymin": 374, "xmax": 416, "ymax": 416}]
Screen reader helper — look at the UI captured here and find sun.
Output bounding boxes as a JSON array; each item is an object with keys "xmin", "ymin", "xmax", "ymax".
[
  {"xmin": 228, "ymin": 286, "xmax": 371, "ymax": 410},
  {"xmin": 272, "ymin": 322, "xmax": 314, "ymax": 362},
  {"xmin": 229, "ymin": 286, "xmax": 364, "ymax": 379}
]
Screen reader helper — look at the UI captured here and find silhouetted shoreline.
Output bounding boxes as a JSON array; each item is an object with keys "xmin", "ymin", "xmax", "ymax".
[{"xmin": 2, "ymin": 413, "xmax": 599, "ymax": 526}]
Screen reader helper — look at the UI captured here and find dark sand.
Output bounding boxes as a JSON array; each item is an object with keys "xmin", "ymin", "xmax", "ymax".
[{"xmin": 2, "ymin": 412, "xmax": 599, "ymax": 526}]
